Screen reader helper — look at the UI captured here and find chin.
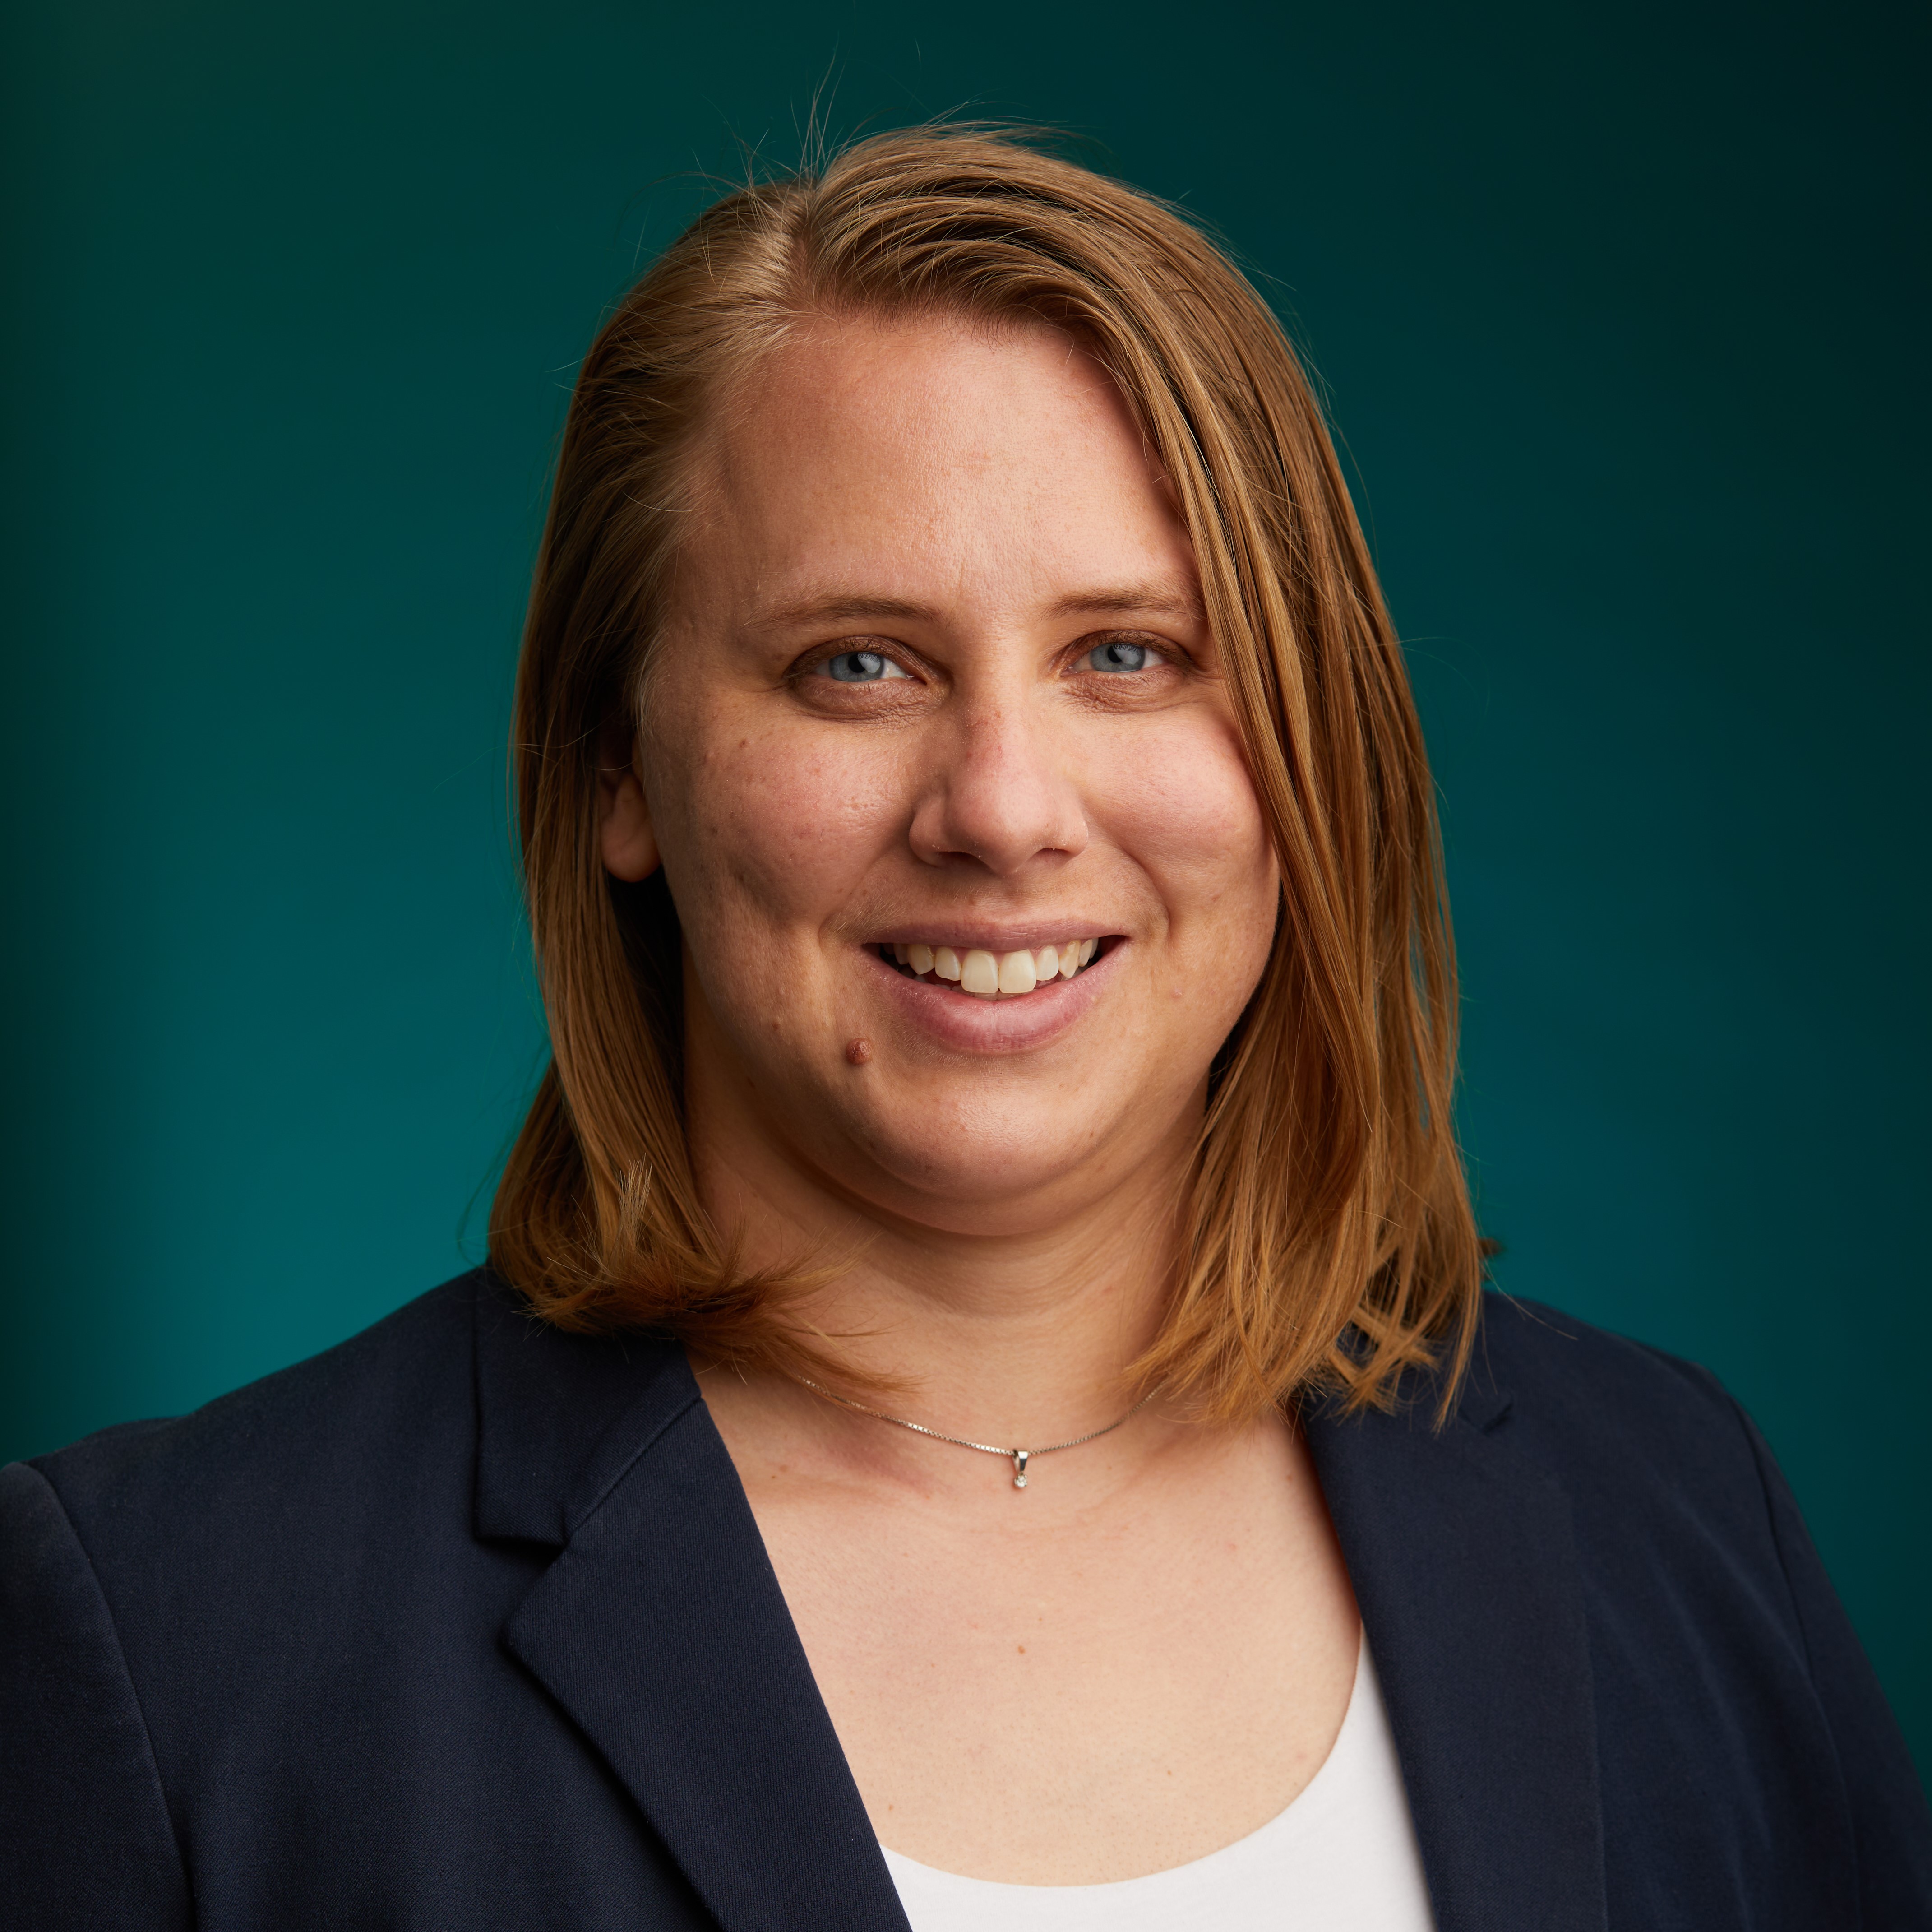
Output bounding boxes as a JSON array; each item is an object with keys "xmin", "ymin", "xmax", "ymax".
[{"xmin": 812, "ymin": 1085, "xmax": 1142, "ymax": 1229}]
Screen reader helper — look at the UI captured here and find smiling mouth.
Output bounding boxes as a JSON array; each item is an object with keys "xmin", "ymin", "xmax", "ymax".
[{"xmin": 874, "ymin": 938, "xmax": 1104, "ymax": 1000}]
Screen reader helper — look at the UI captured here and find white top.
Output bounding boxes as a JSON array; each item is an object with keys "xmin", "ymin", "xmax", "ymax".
[{"xmin": 881, "ymin": 1637, "xmax": 1437, "ymax": 1932}]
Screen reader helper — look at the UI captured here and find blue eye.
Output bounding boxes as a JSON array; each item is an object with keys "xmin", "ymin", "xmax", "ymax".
[
  {"xmin": 1083, "ymin": 640, "xmax": 1155, "ymax": 673},
  {"xmin": 821, "ymin": 650, "xmax": 907, "ymax": 683}
]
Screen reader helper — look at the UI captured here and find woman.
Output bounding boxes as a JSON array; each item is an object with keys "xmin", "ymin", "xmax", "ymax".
[{"xmin": 4, "ymin": 128, "xmax": 1926, "ymax": 1932}]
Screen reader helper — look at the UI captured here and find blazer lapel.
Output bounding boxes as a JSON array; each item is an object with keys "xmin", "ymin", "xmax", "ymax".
[
  {"xmin": 473, "ymin": 1274, "xmax": 1607, "ymax": 1932},
  {"xmin": 1307, "ymin": 1369, "xmax": 1609, "ymax": 1932},
  {"xmin": 472, "ymin": 1280, "xmax": 909, "ymax": 1932}
]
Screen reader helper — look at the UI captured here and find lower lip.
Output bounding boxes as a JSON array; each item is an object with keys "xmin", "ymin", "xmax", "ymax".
[{"xmin": 864, "ymin": 946, "xmax": 1120, "ymax": 1054}]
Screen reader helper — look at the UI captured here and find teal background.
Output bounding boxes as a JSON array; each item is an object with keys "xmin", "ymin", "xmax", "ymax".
[{"xmin": 4, "ymin": 0, "xmax": 1925, "ymax": 1772}]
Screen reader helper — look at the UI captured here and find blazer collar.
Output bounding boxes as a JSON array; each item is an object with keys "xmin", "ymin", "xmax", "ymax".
[
  {"xmin": 471, "ymin": 1269, "xmax": 698, "ymax": 1546},
  {"xmin": 471, "ymin": 1274, "xmax": 910, "ymax": 1932},
  {"xmin": 1305, "ymin": 1353, "xmax": 1609, "ymax": 1932}
]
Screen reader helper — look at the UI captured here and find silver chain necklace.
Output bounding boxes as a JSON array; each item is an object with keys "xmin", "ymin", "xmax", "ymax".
[{"xmin": 791, "ymin": 1375, "xmax": 1159, "ymax": 1488}]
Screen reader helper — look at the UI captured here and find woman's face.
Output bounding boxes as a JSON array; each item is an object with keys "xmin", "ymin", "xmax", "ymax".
[{"xmin": 614, "ymin": 314, "xmax": 1278, "ymax": 1234}]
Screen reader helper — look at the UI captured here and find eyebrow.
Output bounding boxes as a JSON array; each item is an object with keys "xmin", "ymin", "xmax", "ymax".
[
  {"xmin": 1045, "ymin": 582, "xmax": 1206, "ymax": 624},
  {"xmin": 745, "ymin": 581, "xmax": 1206, "ymax": 633},
  {"xmin": 747, "ymin": 594, "xmax": 932, "ymax": 631}
]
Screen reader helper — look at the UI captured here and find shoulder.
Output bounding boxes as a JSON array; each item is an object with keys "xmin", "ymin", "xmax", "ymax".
[
  {"xmin": 1469, "ymin": 1288, "xmax": 1744, "ymax": 1425},
  {"xmin": 1465, "ymin": 1296, "xmax": 1932, "ymax": 1916},
  {"xmin": 1468, "ymin": 1289, "xmax": 1757, "ymax": 1467},
  {"xmin": 1454, "ymin": 1293, "xmax": 1827, "ymax": 1725},
  {"xmin": 0, "ymin": 1269, "xmax": 497, "ymax": 1915},
  {"xmin": 9, "ymin": 1267, "xmax": 693, "ymax": 1621},
  {"xmin": 21, "ymin": 1269, "xmax": 490, "ymax": 1558},
  {"xmin": 1462, "ymin": 1290, "xmax": 1782, "ymax": 1555},
  {"xmin": 1, "ymin": 1284, "xmax": 727, "ymax": 1923},
  {"xmin": 1470, "ymin": 1287, "xmax": 1732, "ymax": 1406}
]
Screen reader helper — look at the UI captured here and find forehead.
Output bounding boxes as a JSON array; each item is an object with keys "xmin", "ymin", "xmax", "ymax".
[{"xmin": 682, "ymin": 313, "xmax": 1197, "ymax": 624}]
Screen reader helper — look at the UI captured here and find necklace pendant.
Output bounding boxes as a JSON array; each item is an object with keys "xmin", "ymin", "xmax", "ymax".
[{"xmin": 1012, "ymin": 1449, "xmax": 1029, "ymax": 1488}]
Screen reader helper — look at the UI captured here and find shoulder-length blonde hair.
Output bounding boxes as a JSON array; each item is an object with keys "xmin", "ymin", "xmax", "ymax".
[{"xmin": 490, "ymin": 125, "xmax": 1483, "ymax": 1421}]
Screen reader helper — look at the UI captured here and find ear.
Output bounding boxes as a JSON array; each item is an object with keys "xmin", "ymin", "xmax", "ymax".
[{"xmin": 597, "ymin": 720, "xmax": 660, "ymax": 883}]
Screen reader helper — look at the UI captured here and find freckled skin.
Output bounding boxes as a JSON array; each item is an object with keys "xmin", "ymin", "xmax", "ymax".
[{"xmin": 597, "ymin": 315, "xmax": 1359, "ymax": 1887}]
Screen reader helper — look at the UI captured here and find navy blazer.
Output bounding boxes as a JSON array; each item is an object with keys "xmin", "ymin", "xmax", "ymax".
[{"xmin": 4, "ymin": 1269, "xmax": 1927, "ymax": 1931}]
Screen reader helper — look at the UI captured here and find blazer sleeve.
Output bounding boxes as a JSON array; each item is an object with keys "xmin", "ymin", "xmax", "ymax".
[
  {"xmin": 1730, "ymin": 1403, "xmax": 1932, "ymax": 1925},
  {"xmin": 0, "ymin": 1460, "xmax": 192, "ymax": 1932}
]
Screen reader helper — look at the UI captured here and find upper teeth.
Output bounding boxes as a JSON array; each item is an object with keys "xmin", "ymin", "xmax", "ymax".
[{"xmin": 890, "ymin": 939, "xmax": 1099, "ymax": 998}]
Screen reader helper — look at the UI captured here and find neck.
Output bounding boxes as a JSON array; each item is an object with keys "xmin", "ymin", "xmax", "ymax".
[{"xmin": 688, "ymin": 1109, "xmax": 1191, "ymax": 1446}]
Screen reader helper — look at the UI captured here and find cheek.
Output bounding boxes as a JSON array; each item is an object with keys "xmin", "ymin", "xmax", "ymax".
[
  {"xmin": 650, "ymin": 712, "xmax": 906, "ymax": 956},
  {"xmin": 1100, "ymin": 712, "xmax": 1276, "ymax": 941}
]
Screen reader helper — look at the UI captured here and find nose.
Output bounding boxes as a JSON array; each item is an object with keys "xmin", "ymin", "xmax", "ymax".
[{"xmin": 907, "ymin": 698, "xmax": 1088, "ymax": 876}]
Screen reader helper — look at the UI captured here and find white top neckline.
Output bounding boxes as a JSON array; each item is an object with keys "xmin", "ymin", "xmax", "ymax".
[{"xmin": 878, "ymin": 1635, "xmax": 1437, "ymax": 1931}]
